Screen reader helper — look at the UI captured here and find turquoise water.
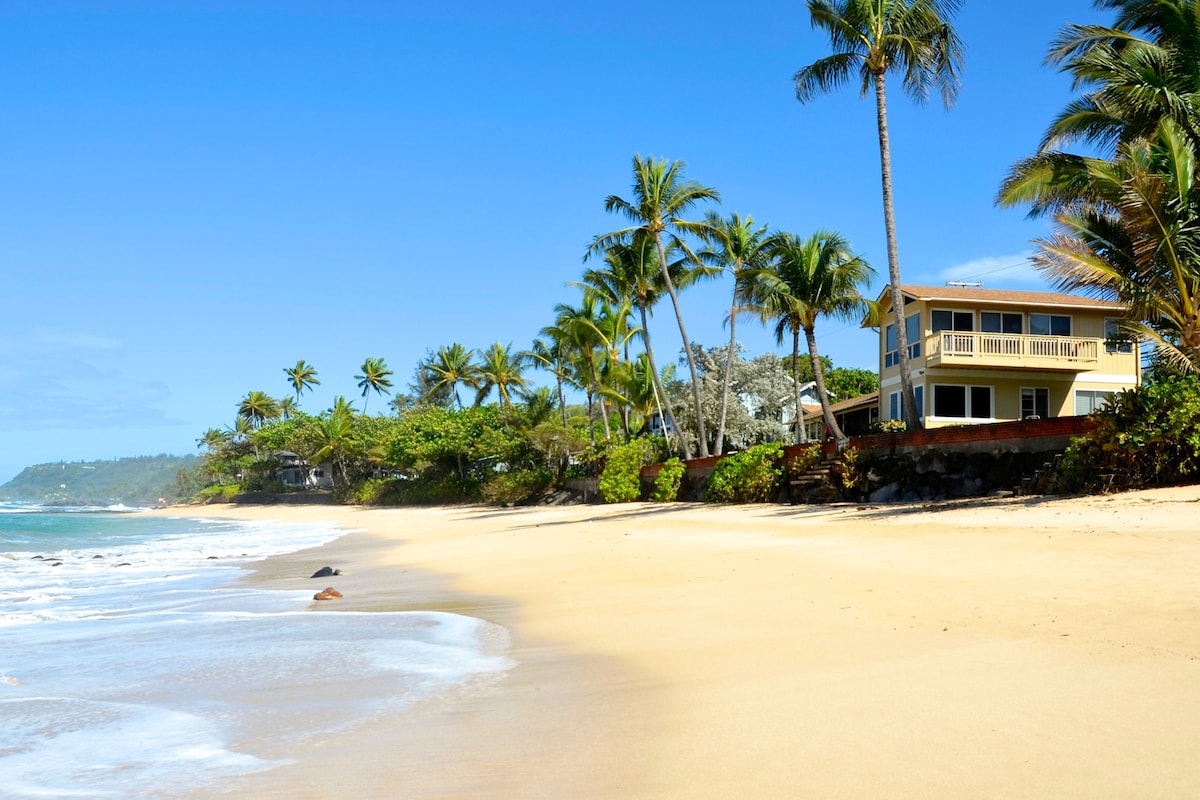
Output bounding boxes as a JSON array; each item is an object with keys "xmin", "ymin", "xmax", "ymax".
[{"xmin": 0, "ymin": 503, "xmax": 512, "ymax": 798}]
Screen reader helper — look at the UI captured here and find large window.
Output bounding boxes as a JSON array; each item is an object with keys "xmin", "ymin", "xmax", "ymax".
[
  {"xmin": 888, "ymin": 385, "xmax": 924, "ymax": 422},
  {"xmin": 981, "ymin": 311, "xmax": 1023, "ymax": 334},
  {"xmin": 1075, "ymin": 389, "xmax": 1114, "ymax": 415},
  {"xmin": 931, "ymin": 309, "xmax": 974, "ymax": 333},
  {"xmin": 1029, "ymin": 313, "xmax": 1071, "ymax": 336},
  {"xmin": 1105, "ymin": 318, "xmax": 1134, "ymax": 354},
  {"xmin": 1021, "ymin": 387, "xmax": 1049, "ymax": 419},
  {"xmin": 885, "ymin": 313, "xmax": 921, "ymax": 368},
  {"xmin": 933, "ymin": 384, "xmax": 993, "ymax": 419}
]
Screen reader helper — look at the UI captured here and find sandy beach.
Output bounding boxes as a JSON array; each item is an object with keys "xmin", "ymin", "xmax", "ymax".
[{"xmin": 159, "ymin": 488, "xmax": 1200, "ymax": 799}]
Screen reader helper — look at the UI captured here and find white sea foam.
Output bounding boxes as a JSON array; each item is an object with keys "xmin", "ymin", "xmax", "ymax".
[{"xmin": 0, "ymin": 513, "xmax": 514, "ymax": 797}]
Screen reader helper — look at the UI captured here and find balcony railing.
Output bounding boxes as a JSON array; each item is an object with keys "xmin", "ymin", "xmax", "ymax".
[{"xmin": 928, "ymin": 332, "xmax": 1101, "ymax": 370}]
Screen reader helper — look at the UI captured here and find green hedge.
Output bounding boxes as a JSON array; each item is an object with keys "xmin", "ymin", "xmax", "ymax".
[
  {"xmin": 599, "ymin": 439, "xmax": 656, "ymax": 503},
  {"xmin": 650, "ymin": 458, "xmax": 686, "ymax": 502},
  {"xmin": 705, "ymin": 443, "xmax": 784, "ymax": 503}
]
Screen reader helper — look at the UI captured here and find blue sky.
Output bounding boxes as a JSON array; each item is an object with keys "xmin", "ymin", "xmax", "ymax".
[{"xmin": 0, "ymin": 0, "xmax": 1106, "ymax": 483}]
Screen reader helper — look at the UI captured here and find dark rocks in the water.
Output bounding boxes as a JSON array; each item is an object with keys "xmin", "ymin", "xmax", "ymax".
[
  {"xmin": 32, "ymin": 555, "xmax": 45, "ymax": 560},
  {"xmin": 206, "ymin": 556, "xmax": 219, "ymax": 560},
  {"xmin": 313, "ymin": 587, "xmax": 343, "ymax": 601},
  {"xmin": 92, "ymin": 554, "xmax": 104, "ymax": 559},
  {"xmin": 310, "ymin": 566, "xmax": 341, "ymax": 579},
  {"xmin": 49, "ymin": 562, "xmax": 63, "ymax": 567},
  {"xmin": 114, "ymin": 562, "xmax": 131, "ymax": 568}
]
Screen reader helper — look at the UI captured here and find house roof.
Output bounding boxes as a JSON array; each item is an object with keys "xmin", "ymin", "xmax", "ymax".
[
  {"xmin": 869, "ymin": 285, "xmax": 1126, "ymax": 323},
  {"xmin": 803, "ymin": 391, "xmax": 878, "ymax": 419}
]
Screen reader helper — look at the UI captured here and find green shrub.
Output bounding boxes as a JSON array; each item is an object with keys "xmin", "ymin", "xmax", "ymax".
[
  {"xmin": 1059, "ymin": 375, "xmax": 1200, "ymax": 493},
  {"xmin": 869, "ymin": 419, "xmax": 907, "ymax": 434},
  {"xmin": 705, "ymin": 443, "xmax": 784, "ymax": 503},
  {"xmin": 481, "ymin": 467, "xmax": 556, "ymax": 506},
  {"xmin": 833, "ymin": 447, "xmax": 863, "ymax": 493},
  {"xmin": 650, "ymin": 458, "xmax": 686, "ymax": 502},
  {"xmin": 352, "ymin": 477, "xmax": 409, "ymax": 505},
  {"xmin": 194, "ymin": 484, "xmax": 241, "ymax": 503},
  {"xmin": 598, "ymin": 439, "xmax": 656, "ymax": 503}
]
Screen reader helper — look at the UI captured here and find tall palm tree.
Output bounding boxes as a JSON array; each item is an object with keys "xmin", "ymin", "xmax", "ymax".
[
  {"xmin": 580, "ymin": 235, "xmax": 685, "ymax": 453},
  {"xmin": 699, "ymin": 211, "xmax": 773, "ymax": 455},
  {"xmin": 237, "ymin": 391, "xmax": 281, "ymax": 429},
  {"xmin": 278, "ymin": 395, "xmax": 297, "ymax": 420},
  {"xmin": 476, "ymin": 342, "xmax": 529, "ymax": 409},
  {"xmin": 284, "ymin": 359, "xmax": 320, "ymax": 404},
  {"xmin": 311, "ymin": 402, "xmax": 356, "ymax": 487},
  {"xmin": 589, "ymin": 155, "xmax": 721, "ymax": 457},
  {"xmin": 794, "ymin": 0, "xmax": 964, "ymax": 429},
  {"xmin": 355, "ymin": 357, "xmax": 394, "ymax": 413},
  {"xmin": 751, "ymin": 231, "xmax": 875, "ymax": 445},
  {"xmin": 526, "ymin": 335, "xmax": 573, "ymax": 426},
  {"xmin": 553, "ymin": 295, "xmax": 615, "ymax": 441},
  {"xmin": 422, "ymin": 343, "xmax": 482, "ymax": 408},
  {"xmin": 196, "ymin": 427, "xmax": 229, "ymax": 454}
]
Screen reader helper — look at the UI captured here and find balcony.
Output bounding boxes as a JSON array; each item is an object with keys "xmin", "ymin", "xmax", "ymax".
[{"xmin": 926, "ymin": 331, "xmax": 1100, "ymax": 371}]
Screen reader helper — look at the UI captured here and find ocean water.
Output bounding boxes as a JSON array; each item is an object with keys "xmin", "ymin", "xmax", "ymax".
[{"xmin": 0, "ymin": 503, "xmax": 513, "ymax": 798}]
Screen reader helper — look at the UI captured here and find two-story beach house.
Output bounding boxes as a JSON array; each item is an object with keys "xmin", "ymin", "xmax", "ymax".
[{"xmin": 872, "ymin": 285, "xmax": 1141, "ymax": 427}]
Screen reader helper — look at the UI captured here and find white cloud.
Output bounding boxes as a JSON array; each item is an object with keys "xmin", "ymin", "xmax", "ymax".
[{"xmin": 912, "ymin": 251, "xmax": 1052, "ymax": 290}]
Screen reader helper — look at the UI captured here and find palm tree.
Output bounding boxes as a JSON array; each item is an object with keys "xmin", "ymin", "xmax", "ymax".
[
  {"xmin": 589, "ymin": 155, "xmax": 721, "ymax": 457},
  {"xmin": 997, "ymin": 1, "xmax": 1200, "ymax": 369},
  {"xmin": 751, "ymin": 230, "xmax": 874, "ymax": 445},
  {"xmin": 278, "ymin": 395, "xmax": 297, "ymax": 420},
  {"xmin": 1023, "ymin": 117, "xmax": 1200, "ymax": 368},
  {"xmin": 284, "ymin": 359, "xmax": 320, "ymax": 404},
  {"xmin": 583, "ymin": 235, "xmax": 704, "ymax": 458},
  {"xmin": 311, "ymin": 403, "xmax": 356, "ymax": 487},
  {"xmin": 526, "ymin": 335, "xmax": 573, "ymax": 426},
  {"xmin": 553, "ymin": 295, "xmax": 615, "ymax": 441},
  {"xmin": 196, "ymin": 427, "xmax": 229, "ymax": 454},
  {"xmin": 794, "ymin": 0, "xmax": 964, "ymax": 429},
  {"xmin": 422, "ymin": 343, "xmax": 482, "ymax": 408},
  {"xmin": 355, "ymin": 357, "xmax": 394, "ymax": 413},
  {"xmin": 237, "ymin": 391, "xmax": 281, "ymax": 429},
  {"xmin": 476, "ymin": 342, "xmax": 529, "ymax": 409},
  {"xmin": 699, "ymin": 212, "xmax": 773, "ymax": 455}
]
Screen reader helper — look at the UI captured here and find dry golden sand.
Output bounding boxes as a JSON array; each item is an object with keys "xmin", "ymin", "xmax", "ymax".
[{"xmin": 156, "ymin": 488, "xmax": 1200, "ymax": 799}]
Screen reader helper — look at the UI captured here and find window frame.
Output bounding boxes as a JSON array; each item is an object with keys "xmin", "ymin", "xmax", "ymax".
[
  {"xmin": 1020, "ymin": 386, "xmax": 1050, "ymax": 420},
  {"xmin": 931, "ymin": 383, "xmax": 994, "ymax": 421},
  {"xmin": 1104, "ymin": 317, "xmax": 1134, "ymax": 354},
  {"xmin": 1029, "ymin": 313, "xmax": 1072, "ymax": 337},
  {"xmin": 931, "ymin": 309, "xmax": 974, "ymax": 333},
  {"xmin": 980, "ymin": 311, "xmax": 1024, "ymax": 335}
]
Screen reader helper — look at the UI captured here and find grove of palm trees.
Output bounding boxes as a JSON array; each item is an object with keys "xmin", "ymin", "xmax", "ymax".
[{"xmin": 193, "ymin": 0, "xmax": 1200, "ymax": 505}]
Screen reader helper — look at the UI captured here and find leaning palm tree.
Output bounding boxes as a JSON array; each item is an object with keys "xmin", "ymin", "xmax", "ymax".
[
  {"xmin": 699, "ymin": 211, "xmax": 773, "ymax": 455},
  {"xmin": 284, "ymin": 359, "xmax": 320, "ymax": 404},
  {"xmin": 794, "ymin": 0, "xmax": 964, "ymax": 429},
  {"xmin": 355, "ymin": 357, "xmax": 394, "ymax": 413},
  {"xmin": 589, "ymin": 155, "xmax": 721, "ymax": 457},
  {"xmin": 1024, "ymin": 117, "xmax": 1200, "ymax": 368},
  {"xmin": 476, "ymin": 342, "xmax": 529, "ymax": 409},
  {"xmin": 422, "ymin": 343, "xmax": 482, "ymax": 408},
  {"xmin": 751, "ymin": 230, "xmax": 875, "ymax": 445}
]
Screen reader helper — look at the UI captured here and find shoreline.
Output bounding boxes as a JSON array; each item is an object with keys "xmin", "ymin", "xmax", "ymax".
[{"xmin": 152, "ymin": 489, "xmax": 1200, "ymax": 798}]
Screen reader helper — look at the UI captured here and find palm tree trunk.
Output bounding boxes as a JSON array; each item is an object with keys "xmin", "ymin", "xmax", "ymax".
[
  {"xmin": 874, "ymin": 71, "xmax": 921, "ymax": 429},
  {"xmin": 588, "ymin": 357, "xmax": 612, "ymax": 440},
  {"xmin": 639, "ymin": 301, "xmax": 690, "ymax": 459},
  {"xmin": 555, "ymin": 374, "xmax": 568, "ymax": 427},
  {"xmin": 805, "ymin": 324, "xmax": 846, "ymax": 444},
  {"xmin": 653, "ymin": 233, "xmax": 710, "ymax": 458},
  {"xmin": 714, "ymin": 286, "xmax": 739, "ymax": 456},
  {"xmin": 792, "ymin": 327, "xmax": 809, "ymax": 445}
]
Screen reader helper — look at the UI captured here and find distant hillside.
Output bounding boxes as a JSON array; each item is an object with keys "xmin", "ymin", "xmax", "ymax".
[{"xmin": 0, "ymin": 454, "xmax": 201, "ymax": 507}]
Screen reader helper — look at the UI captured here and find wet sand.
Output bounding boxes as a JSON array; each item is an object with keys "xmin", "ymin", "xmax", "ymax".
[{"xmin": 158, "ymin": 488, "xmax": 1200, "ymax": 799}]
